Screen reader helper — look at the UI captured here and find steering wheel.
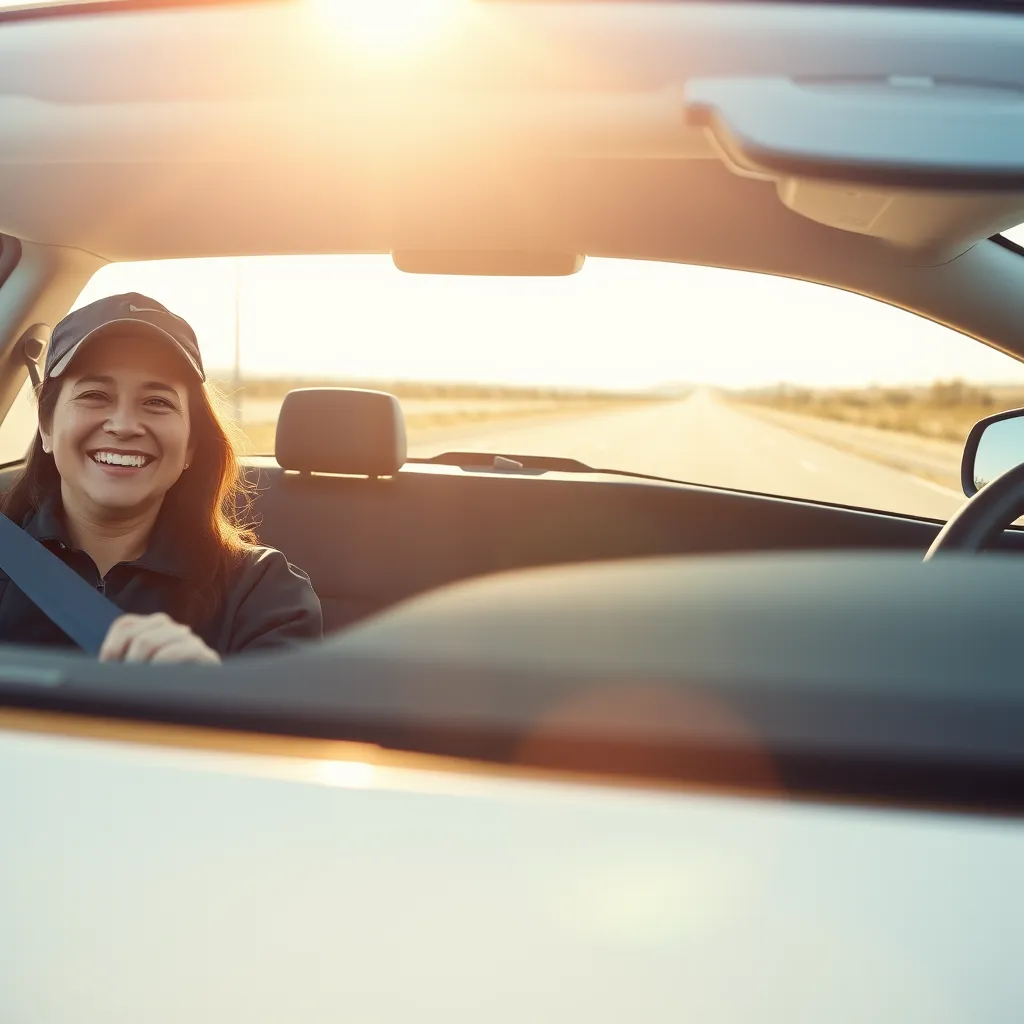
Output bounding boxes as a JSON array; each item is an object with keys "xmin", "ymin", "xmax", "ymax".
[{"xmin": 924, "ymin": 461, "xmax": 1024, "ymax": 560}]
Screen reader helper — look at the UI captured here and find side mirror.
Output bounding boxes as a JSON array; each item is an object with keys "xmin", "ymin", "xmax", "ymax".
[{"xmin": 962, "ymin": 408, "xmax": 1024, "ymax": 496}]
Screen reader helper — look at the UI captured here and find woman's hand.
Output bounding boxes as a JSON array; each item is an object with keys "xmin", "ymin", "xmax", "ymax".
[{"xmin": 99, "ymin": 613, "xmax": 221, "ymax": 665}]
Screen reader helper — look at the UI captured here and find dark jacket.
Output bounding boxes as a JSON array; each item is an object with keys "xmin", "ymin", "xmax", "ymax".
[{"xmin": 0, "ymin": 499, "xmax": 323, "ymax": 656}]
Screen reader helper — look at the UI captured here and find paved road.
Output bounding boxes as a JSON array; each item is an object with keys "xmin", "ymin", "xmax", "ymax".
[
  {"xmin": 408, "ymin": 390, "xmax": 967, "ymax": 521},
  {"xmin": 744, "ymin": 404, "xmax": 964, "ymax": 491},
  {"xmin": 240, "ymin": 395, "xmax": 567, "ymax": 422}
]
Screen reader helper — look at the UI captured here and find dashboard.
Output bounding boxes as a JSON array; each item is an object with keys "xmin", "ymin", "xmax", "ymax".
[{"xmin": 0, "ymin": 551, "xmax": 1022, "ymax": 814}]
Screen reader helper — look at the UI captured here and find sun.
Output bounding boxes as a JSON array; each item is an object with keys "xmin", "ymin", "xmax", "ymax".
[{"xmin": 310, "ymin": 0, "xmax": 463, "ymax": 55}]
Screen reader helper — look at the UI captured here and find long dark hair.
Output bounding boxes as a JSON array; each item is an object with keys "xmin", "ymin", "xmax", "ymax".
[{"xmin": 1, "ymin": 374, "xmax": 256, "ymax": 628}]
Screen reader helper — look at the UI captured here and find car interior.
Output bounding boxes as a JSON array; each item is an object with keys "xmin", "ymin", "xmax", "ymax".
[
  {"xmin": 0, "ymin": 0, "xmax": 1023, "ymax": 804},
  {"xmin": 181, "ymin": 388, "xmax": 1024, "ymax": 634},
  {"xmin": 4, "ymin": 2, "xmax": 1024, "ymax": 1021}
]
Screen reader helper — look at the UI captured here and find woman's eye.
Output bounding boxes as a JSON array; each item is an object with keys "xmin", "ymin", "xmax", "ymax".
[
  {"xmin": 75, "ymin": 390, "xmax": 108, "ymax": 402},
  {"xmin": 144, "ymin": 396, "xmax": 175, "ymax": 410}
]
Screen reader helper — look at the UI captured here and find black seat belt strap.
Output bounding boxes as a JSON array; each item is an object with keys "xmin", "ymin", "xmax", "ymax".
[{"xmin": 0, "ymin": 512, "xmax": 122, "ymax": 654}]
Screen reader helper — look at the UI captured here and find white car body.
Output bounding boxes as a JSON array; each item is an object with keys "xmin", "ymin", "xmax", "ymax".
[{"xmin": 2, "ymin": 713, "xmax": 1022, "ymax": 1023}]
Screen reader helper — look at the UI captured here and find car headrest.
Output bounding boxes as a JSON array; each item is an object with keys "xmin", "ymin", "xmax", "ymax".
[{"xmin": 274, "ymin": 387, "xmax": 407, "ymax": 476}]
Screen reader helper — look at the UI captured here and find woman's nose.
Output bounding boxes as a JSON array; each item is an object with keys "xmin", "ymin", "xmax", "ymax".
[{"xmin": 104, "ymin": 401, "xmax": 144, "ymax": 436}]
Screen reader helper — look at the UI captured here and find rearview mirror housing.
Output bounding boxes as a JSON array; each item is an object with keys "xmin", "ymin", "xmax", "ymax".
[
  {"xmin": 962, "ymin": 407, "xmax": 1024, "ymax": 496},
  {"xmin": 392, "ymin": 251, "xmax": 585, "ymax": 276}
]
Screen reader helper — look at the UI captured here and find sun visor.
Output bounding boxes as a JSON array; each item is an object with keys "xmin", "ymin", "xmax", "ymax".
[{"xmin": 684, "ymin": 76, "xmax": 1024, "ymax": 262}]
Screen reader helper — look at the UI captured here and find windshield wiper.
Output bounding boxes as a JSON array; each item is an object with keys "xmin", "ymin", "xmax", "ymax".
[{"xmin": 408, "ymin": 451, "xmax": 695, "ymax": 487}]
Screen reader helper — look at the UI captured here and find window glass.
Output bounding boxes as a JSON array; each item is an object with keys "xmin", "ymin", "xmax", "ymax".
[
  {"xmin": 0, "ymin": 376, "xmax": 36, "ymax": 466},
  {"xmin": 69, "ymin": 255, "xmax": 1024, "ymax": 521}
]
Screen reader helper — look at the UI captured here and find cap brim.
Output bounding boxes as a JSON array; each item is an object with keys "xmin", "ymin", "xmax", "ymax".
[{"xmin": 47, "ymin": 319, "xmax": 205, "ymax": 382}]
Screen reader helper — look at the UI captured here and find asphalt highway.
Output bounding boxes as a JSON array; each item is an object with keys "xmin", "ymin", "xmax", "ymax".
[{"xmin": 408, "ymin": 389, "xmax": 967, "ymax": 521}]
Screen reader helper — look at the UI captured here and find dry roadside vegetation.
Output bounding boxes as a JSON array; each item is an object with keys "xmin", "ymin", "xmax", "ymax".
[
  {"xmin": 212, "ymin": 376, "xmax": 668, "ymax": 454},
  {"xmin": 212, "ymin": 377, "xmax": 659, "ymax": 403},
  {"xmin": 734, "ymin": 380, "xmax": 1024, "ymax": 442}
]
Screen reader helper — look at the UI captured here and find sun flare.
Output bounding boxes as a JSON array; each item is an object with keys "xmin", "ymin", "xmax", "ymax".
[
  {"xmin": 315, "ymin": 760, "xmax": 377, "ymax": 789},
  {"xmin": 310, "ymin": 0, "xmax": 462, "ymax": 55}
]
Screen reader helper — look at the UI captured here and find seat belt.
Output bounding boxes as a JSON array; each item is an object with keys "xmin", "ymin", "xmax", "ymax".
[{"xmin": 0, "ymin": 512, "xmax": 122, "ymax": 655}]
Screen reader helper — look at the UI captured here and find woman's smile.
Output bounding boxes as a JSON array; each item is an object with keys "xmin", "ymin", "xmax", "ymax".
[{"xmin": 87, "ymin": 448, "xmax": 158, "ymax": 473}]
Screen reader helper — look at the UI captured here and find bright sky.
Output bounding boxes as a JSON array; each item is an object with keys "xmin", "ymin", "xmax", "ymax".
[{"xmin": 73, "ymin": 239, "xmax": 1024, "ymax": 392}]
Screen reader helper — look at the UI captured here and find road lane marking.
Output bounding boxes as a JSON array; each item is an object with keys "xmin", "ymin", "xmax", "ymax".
[{"xmin": 911, "ymin": 477, "xmax": 964, "ymax": 499}]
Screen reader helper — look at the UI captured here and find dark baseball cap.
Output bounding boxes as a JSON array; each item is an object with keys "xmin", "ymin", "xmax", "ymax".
[{"xmin": 46, "ymin": 292, "xmax": 205, "ymax": 382}]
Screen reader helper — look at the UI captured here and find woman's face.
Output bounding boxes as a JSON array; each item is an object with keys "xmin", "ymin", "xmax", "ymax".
[{"xmin": 39, "ymin": 333, "xmax": 195, "ymax": 518}]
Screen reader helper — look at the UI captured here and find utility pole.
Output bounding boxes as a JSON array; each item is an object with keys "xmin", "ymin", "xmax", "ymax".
[{"xmin": 233, "ymin": 257, "xmax": 243, "ymax": 422}]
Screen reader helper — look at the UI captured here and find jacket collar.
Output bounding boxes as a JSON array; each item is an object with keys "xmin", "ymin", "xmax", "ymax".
[
  {"xmin": 23, "ymin": 496, "xmax": 69, "ymax": 547},
  {"xmin": 23, "ymin": 495, "xmax": 198, "ymax": 580}
]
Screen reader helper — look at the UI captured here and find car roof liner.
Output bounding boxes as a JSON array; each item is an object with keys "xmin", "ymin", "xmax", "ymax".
[{"xmin": 3, "ymin": 2, "xmax": 1024, "ymax": 265}]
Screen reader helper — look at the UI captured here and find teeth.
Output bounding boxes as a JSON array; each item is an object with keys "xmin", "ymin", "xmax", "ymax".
[{"xmin": 93, "ymin": 452, "xmax": 148, "ymax": 468}]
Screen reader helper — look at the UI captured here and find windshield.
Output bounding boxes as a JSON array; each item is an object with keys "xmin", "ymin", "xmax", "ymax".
[{"xmin": 31, "ymin": 253, "xmax": 1021, "ymax": 522}]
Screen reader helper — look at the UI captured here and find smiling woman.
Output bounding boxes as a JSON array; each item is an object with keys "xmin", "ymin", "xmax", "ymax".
[
  {"xmin": 42, "ymin": 339, "xmax": 195, "ymax": 519},
  {"xmin": 0, "ymin": 293, "xmax": 323, "ymax": 662}
]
